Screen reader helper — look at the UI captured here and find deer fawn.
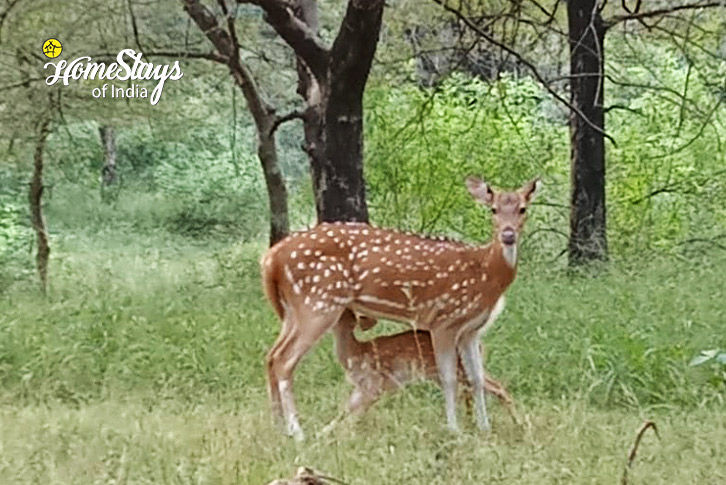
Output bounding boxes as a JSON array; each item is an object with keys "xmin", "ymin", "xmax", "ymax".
[
  {"xmin": 328, "ymin": 310, "xmax": 516, "ymax": 425},
  {"xmin": 261, "ymin": 177, "xmax": 540, "ymax": 440}
]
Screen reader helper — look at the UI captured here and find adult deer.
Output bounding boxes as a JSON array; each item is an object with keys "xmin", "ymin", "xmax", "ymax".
[
  {"xmin": 261, "ymin": 177, "xmax": 540, "ymax": 440},
  {"xmin": 326, "ymin": 309, "xmax": 516, "ymax": 428}
]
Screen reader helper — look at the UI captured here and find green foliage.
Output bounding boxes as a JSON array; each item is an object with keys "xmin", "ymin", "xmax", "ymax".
[
  {"xmin": 0, "ymin": 202, "xmax": 31, "ymax": 289},
  {"xmin": 33, "ymin": 120, "xmax": 272, "ymax": 240},
  {"xmin": 365, "ymin": 54, "xmax": 726, "ymax": 259},
  {"xmin": 365, "ymin": 74, "xmax": 568, "ymax": 258},
  {"xmin": 605, "ymin": 39, "xmax": 726, "ymax": 255},
  {"xmin": 0, "ymin": 170, "xmax": 32, "ymax": 291},
  {"xmin": 152, "ymin": 143, "xmax": 267, "ymax": 238}
]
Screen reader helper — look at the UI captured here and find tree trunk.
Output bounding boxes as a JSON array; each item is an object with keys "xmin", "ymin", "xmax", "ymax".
[
  {"xmin": 567, "ymin": 0, "xmax": 608, "ymax": 265},
  {"xmin": 293, "ymin": 0, "xmax": 383, "ymax": 223},
  {"xmin": 183, "ymin": 0, "xmax": 289, "ymax": 246},
  {"xmin": 257, "ymin": 117, "xmax": 289, "ymax": 246},
  {"xmin": 99, "ymin": 125, "xmax": 117, "ymax": 186},
  {"xmin": 29, "ymin": 118, "xmax": 51, "ymax": 293}
]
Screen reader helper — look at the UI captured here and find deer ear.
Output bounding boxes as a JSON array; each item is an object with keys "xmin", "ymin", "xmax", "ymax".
[
  {"xmin": 466, "ymin": 176, "xmax": 495, "ymax": 206},
  {"xmin": 520, "ymin": 177, "xmax": 542, "ymax": 203}
]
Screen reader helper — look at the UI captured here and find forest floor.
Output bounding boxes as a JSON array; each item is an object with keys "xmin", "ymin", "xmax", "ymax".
[{"xmin": 1, "ymin": 228, "xmax": 725, "ymax": 484}]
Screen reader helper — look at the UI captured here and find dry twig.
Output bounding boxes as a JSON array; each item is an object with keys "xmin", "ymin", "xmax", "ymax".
[
  {"xmin": 621, "ymin": 420, "xmax": 660, "ymax": 485},
  {"xmin": 267, "ymin": 467, "xmax": 348, "ymax": 485}
]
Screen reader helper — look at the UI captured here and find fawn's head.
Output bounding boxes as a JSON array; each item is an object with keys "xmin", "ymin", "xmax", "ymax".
[{"xmin": 466, "ymin": 177, "xmax": 541, "ymax": 248}]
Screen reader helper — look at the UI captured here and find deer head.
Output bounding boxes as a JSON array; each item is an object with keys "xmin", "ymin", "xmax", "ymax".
[{"xmin": 466, "ymin": 176, "xmax": 541, "ymax": 265}]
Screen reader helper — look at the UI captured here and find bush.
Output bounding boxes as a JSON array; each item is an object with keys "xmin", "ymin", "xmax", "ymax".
[
  {"xmin": 364, "ymin": 65, "xmax": 726, "ymax": 259},
  {"xmin": 153, "ymin": 143, "xmax": 268, "ymax": 238},
  {"xmin": 365, "ymin": 74, "xmax": 569, "ymax": 260},
  {"xmin": 0, "ymin": 201, "xmax": 31, "ymax": 287}
]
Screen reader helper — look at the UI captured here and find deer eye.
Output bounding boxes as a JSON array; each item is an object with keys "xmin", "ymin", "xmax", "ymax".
[
  {"xmin": 519, "ymin": 207, "xmax": 526, "ymax": 214},
  {"xmin": 491, "ymin": 207, "xmax": 498, "ymax": 215}
]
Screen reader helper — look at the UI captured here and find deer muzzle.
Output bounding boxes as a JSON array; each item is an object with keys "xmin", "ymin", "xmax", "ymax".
[{"xmin": 500, "ymin": 228, "xmax": 516, "ymax": 246}]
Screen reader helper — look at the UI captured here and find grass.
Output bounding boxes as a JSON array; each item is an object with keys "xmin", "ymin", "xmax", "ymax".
[
  {"xmin": 2, "ymin": 399, "xmax": 726, "ymax": 484},
  {"xmin": 1, "ymin": 221, "xmax": 725, "ymax": 484}
]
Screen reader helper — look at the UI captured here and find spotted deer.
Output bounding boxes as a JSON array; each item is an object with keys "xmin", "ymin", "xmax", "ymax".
[
  {"xmin": 261, "ymin": 177, "xmax": 540, "ymax": 440},
  {"xmin": 327, "ymin": 310, "xmax": 516, "ymax": 426}
]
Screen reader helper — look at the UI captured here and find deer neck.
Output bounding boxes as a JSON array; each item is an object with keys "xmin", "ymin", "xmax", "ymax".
[
  {"xmin": 479, "ymin": 240, "xmax": 518, "ymax": 289},
  {"xmin": 331, "ymin": 323, "xmax": 366, "ymax": 367}
]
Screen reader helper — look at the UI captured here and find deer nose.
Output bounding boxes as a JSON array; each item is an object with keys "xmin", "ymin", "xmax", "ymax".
[{"xmin": 501, "ymin": 228, "xmax": 516, "ymax": 245}]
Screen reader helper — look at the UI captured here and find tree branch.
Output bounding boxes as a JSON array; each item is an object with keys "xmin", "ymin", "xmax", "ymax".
[
  {"xmin": 89, "ymin": 49, "xmax": 226, "ymax": 63},
  {"xmin": 433, "ymin": 0, "xmax": 617, "ymax": 146},
  {"xmin": 126, "ymin": 0, "xmax": 145, "ymax": 52},
  {"xmin": 183, "ymin": 0, "xmax": 274, "ymax": 123},
  {"xmin": 0, "ymin": 0, "xmax": 24, "ymax": 44},
  {"xmin": 183, "ymin": 0, "xmax": 236, "ymax": 59},
  {"xmin": 606, "ymin": 1, "xmax": 726, "ymax": 29},
  {"xmin": 217, "ymin": 0, "xmax": 239, "ymax": 56},
  {"xmin": 329, "ymin": 0, "xmax": 385, "ymax": 99},
  {"xmin": 237, "ymin": 0, "xmax": 330, "ymax": 81},
  {"xmin": 0, "ymin": 76, "xmax": 45, "ymax": 91},
  {"xmin": 270, "ymin": 109, "xmax": 304, "ymax": 134},
  {"xmin": 603, "ymin": 104, "xmax": 643, "ymax": 116}
]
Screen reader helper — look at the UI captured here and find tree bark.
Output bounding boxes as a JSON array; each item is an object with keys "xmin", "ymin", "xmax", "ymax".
[
  {"xmin": 99, "ymin": 125, "xmax": 117, "ymax": 186},
  {"xmin": 277, "ymin": 0, "xmax": 383, "ymax": 223},
  {"xmin": 183, "ymin": 0, "xmax": 289, "ymax": 246},
  {"xmin": 567, "ymin": 0, "xmax": 608, "ymax": 265},
  {"xmin": 29, "ymin": 118, "xmax": 51, "ymax": 293}
]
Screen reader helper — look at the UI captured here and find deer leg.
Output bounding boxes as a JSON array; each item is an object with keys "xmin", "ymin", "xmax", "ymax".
[
  {"xmin": 431, "ymin": 328, "xmax": 460, "ymax": 432},
  {"xmin": 484, "ymin": 375, "xmax": 518, "ymax": 423},
  {"xmin": 268, "ymin": 307, "xmax": 344, "ymax": 441},
  {"xmin": 321, "ymin": 385, "xmax": 379, "ymax": 436},
  {"xmin": 347, "ymin": 383, "xmax": 383, "ymax": 415},
  {"xmin": 458, "ymin": 331, "xmax": 490, "ymax": 432},
  {"xmin": 266, "ymin": 315, "xmax": 295, "ymax": 422}
]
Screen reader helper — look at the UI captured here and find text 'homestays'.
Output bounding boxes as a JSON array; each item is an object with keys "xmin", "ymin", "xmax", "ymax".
[{"xmin": 44, "ymin": 49, "xmax": 183, "ymax": 105}]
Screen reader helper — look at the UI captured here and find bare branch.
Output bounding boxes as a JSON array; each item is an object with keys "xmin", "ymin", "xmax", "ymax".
[
  {"xmin": 527, "ymin": 0, "xmax": 562, "ymax": 23},
  {"xmin": 676, "ymin": 236, "xmax": 726, "ymax": 251},
  {"xmin": 183, "ymin": 0, "xmax": 236, "ymax": 60},
  {"xmin": 0, "ymin": 0, "xmax": 24, "ymax": 44},
  {"xmin": 0, "ymin": 76, "xmax": 45, "ymax": 91},
  {"xmin": 606, "ymin": 1, "xmax": 726, "ymax": 29},
  {"xmin": 270, "ymin": 109, "xmax": 304, "ymax": 134},
  {"xmin": 89, "ymin": 50, "xmax": 226, "ymax": 63},
  {"xmin": 621, "ymin": 420, "xmax": 659, "ymax": 485},
  {"xmin": 237, "ymin": 0, "xmax": 330, "ymax": 81},
  {"xmin": 126, "ymin": 0, "xmax": 145, "ymax": 52},
  {"xmin": 432, "ymin": 0, "xmax": 617, "ymax": 146},
  {"xmin": 183, "ymin": 0, "xmax": 275, "ymax": 121},
  {"xmin": 217, "ymin": 0, "xmax": 239, "ymax": 56},
  {"xmin": 603, "ymin": 104, "xmax": 643, "ymax": 116}
]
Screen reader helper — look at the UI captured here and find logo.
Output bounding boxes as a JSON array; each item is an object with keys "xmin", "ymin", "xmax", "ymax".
[
  {"xmin": 43, "ymin": 46, "xmax": 183, "ymax": 105},
  {"xmin": 43, "ymin": 39, "xmax": 62, "ymax": 58}
]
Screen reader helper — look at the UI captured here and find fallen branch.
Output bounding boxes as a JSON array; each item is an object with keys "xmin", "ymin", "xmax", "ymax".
[
  {"xmin": 621, "ymin": 420, "xmax": 660, "ymax": 485},
  {"xmin": 267, "ymin": 466, "xmax": 348, "ymax": 485}
]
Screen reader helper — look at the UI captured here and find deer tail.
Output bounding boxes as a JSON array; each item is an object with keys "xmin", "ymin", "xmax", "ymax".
[{"xmin": 260, "ymin": 249, "xmax": 285, "ymax": 320}]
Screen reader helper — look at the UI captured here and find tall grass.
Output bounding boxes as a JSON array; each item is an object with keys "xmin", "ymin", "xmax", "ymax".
[
  {"xmin": 2, "ymin": 233, "xmax": 725, "ymax": 409},
  {"xmin": 1, "ymin": 228, "xmax": 725, "ymax": 483}
]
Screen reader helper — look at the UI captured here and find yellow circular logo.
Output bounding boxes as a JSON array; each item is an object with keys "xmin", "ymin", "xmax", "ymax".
[{"xmin": 42, "ymin": 39, "xmax": 62, "ymax": 58}]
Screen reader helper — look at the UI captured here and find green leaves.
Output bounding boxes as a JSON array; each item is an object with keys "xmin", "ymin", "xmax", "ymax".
[{"xmin": 365, "ymin": 74, "xmax": 568, "ymax": 257}]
